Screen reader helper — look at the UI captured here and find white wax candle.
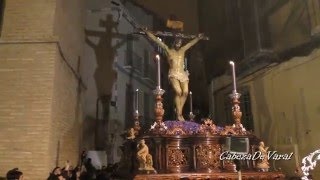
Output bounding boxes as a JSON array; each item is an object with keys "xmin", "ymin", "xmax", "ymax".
[
  {"xmin": 294, "ymin": 144, "xmax": 299, "ymax": 167},
  {"xmin": 156, "ymin": 54, "xmax": 161, "ymax": 88},
  {"xmin": 189, "ymin": 91, "xmax": 193, "ymax": 113},
  {"xmin": 135, "ymin": 89, "xmax": 139, "ymax": 114},
  {"xmin": 229, "ymin": 61, "xmax": 237, "ymax": 92}
]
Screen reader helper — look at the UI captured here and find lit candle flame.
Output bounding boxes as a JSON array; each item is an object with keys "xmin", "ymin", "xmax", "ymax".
[
  {"xmin": 156, "ymin": 54, "xmax": 160, "ymax": 60},
  {"xmin": 135, "ymin": 89, "xmax": 139, "ymax": 114},
  {"xmin": 229, "ymin": 60, "xmax": 237, "ymax": 93},
  {"xmin": 156, "ymin": 54, "xmax": 161, "ymax": 88},
  {"xmin": 189, "ymin": 91, "xmax": 193, "ymax": 113}
]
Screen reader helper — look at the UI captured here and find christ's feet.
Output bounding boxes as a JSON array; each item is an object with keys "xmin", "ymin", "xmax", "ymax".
[{"xmin": 177, "ymin": 115, "xmax": 185, "ymax": 121}]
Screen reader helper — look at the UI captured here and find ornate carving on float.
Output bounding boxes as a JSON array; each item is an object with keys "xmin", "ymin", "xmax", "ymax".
[
  {"xmin": 220, "ymin": 126, "xmax": 237, "ymax": 135},
  {"xmin": 137, "ymin": 139, "xmax": 157, "ymax": 174},
  {"xmin": 126, "ymin": 128, "xmax": 136, "ymax": 140},
  {"xmin": 133, "ymin": 113, "xmax": 141, "ymax": 136},
  {"xmin": 230, "ymin": 95, "xmax": 247, "ymax": 135},
  {"xmin": 232, "ymin": 98, "xmax": 242, "ymax": 126},
  {"xmin": 154, "ymin": 94, "xmax": 165, "ymax": 125},
  {"xmin": 149, "ymin": 86, "xmax": 167, "ymax": 135},
  {"xmin": 198, "ymin": 118, "xmax": 218, "ymax": 135},
  {"xmin": 149, "ymin": 121, "xmax": 168, "ymax": 135},
  {"xmin": 150, "ymin": 121, "xmax": 200, "ymax": 136},
  {"xmin": 223, "ymin": 159, "xmax": 237, "ymax": 172},
  {"xmin": 166, "ymin": 125, "xmax": 187, "ymax": 135},
  {"xmin": 219, "ymin": 91, "xmax": 248, "ymax": 136},
  {"xmin": 256, "ymin": 141, "xmax": 270, "ymax": 171},
  {"xmin": 167, "ymin": 148, "xmax": 189, "ymax": 167},
  {"xmin": 195, "ymin": 144, "xmax": 221, "ymax": 172}
]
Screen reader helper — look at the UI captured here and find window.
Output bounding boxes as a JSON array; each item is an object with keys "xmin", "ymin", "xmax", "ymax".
[
  {"xmin": 224, "ymin": 88, "xmax": 254, "ymax": 131},
  {"xmin": 143, "ymin": 49, "xmax": 150, "ymax": 77},
  {"xmin": 125, "ymin": 35, "xmax": 143, "ymax": 73},
  {"xmin": 125, "ymin": 34, "xmax": 134, "ymax": 66},
  {"xmin": 0, "ymin": 0, "xmax": 5, "ymax": 36},
  {"xmin": 124, "ymin": 83, "xmax": 134, "ymax": 128},
  {"xmin": 143, "ymin": 92, "xmax": 151, "ymax": 127}
]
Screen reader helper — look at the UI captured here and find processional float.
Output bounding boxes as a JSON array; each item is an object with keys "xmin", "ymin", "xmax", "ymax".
[{"xmin": 114, "ymin": 19, "xmax": 285, "ymax": 180}]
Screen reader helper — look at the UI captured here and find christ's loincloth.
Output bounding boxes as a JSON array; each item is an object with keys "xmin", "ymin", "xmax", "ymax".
[{"xmin": 168, "ymin": 69, "xmax": 189, "ymax": 82}]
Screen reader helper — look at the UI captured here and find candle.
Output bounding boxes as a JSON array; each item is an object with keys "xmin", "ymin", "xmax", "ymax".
[
  {"xmin": 189, "ymin": 91, "xmax": 193, "ymax": 113},
  {"xmin": 156, "ymin": 54, "xmax": 161, "ymax": 88},
  {"xmin": 135, "ymin": 89, "xmax": 139, "ymax": 114},
  {"xmin": 294, "ymin": 144, "xmax": 299, "ymax": 167},
  {"xmin": 229, "ymin": 61, "xmax": 237, "ymax": 93}
]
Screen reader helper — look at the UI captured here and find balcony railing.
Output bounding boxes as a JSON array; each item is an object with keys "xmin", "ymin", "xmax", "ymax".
[
  {"xmin": 124, "ymin": 50, "xmax": 143, "ymax": 74},
  {"xmin": 123, "ymin": 50, "xmax": 156, "ymax": 84}
]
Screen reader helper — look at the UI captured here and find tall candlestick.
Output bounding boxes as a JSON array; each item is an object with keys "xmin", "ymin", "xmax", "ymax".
[
  {"xmin": 189, "ymin": 91, "xmax": 193, "ymax": 113},
  {"xmin": 229, "ymin": 61, "xmax": 237, "ymax": 93},
  {"xmin": 156, "ymin": 54, "xmax": 161, "ymax": 88},
  {"xmin": 135, "ymin": 89, "xmax": 139, "ymax": 114}
]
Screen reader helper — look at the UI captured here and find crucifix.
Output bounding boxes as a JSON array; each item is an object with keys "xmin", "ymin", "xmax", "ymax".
[{"xmin": 139, "ymin": 19, "xmax": 209, "ymax": 121}]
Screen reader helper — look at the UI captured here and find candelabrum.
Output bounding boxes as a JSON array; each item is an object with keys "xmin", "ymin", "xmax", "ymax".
[
  {"xmin": 133, "ymin": 111, "xmax": 141, "ymax": 136},
  {"xmin": 229, "ymin": 91, "xmax": 246, "ymax": 135},
  {"xmin": 189, "ymin": 112, "xmax": 195, "ymax": 121},
  {"xmin": 153, "ymin": 87, "xmax": 165, "ymax": 125}
]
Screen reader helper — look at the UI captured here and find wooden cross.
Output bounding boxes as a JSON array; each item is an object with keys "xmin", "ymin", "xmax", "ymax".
[{"xmin": 136, "ymin": 30, "xmax": 209, "ymax": 40}]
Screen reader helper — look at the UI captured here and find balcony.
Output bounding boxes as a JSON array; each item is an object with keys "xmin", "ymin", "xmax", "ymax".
[
  {"xmin": 142, "ymin": 65, "xmax": 156, "ymax": 84},
  {"xmin": 123, "ymin": 50, "xmax": 143, "ymax": 75}
]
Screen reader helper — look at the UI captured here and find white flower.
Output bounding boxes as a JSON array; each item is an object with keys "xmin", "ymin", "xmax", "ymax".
[
  {"xmin": 150, "ymin": 122, "xmax": 168, "ymax": 130},
  {"xmin": 161, "ymin": 122, "xmax": 168, "ymax": 130},
  {"xmin": 150, "ymin": 122, "xmax": 157, "ymax": 130}
]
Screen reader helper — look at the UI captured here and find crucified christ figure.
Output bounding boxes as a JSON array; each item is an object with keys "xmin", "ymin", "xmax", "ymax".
[{"xmin": 142, "ymin": 28, "xmax": 204, "ymax": 121}]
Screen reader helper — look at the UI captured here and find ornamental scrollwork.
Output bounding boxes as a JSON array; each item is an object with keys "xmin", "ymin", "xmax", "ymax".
[
  {"xmin": 168, "ymin": 148, "xmax": 189, "ymax": 167},
  {"xmin": 195, "ymin": 144, "xmax": 221, "ymax": 170}
]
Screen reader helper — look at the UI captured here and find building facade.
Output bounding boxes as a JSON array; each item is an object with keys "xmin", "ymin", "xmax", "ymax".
[
  {"xmin": 83, "ymin": 0, "xmax": 158, "ymax": 163},
  {"xmin": 0, "ymin": 0, "xmax": 85, "ymax": 178},
  {"xmin": 199, "ymin": 0, "xmax": 320, "ymax": 178}
]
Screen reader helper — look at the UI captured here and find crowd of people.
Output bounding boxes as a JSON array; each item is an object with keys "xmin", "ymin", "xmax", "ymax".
[
  {"xmin": 45, "ymin": 159, "xmax": 115, "ymax": 180},
  {"xmin": 5, "ymin": 163, "xmax": 116, "ymax": 180},
  {"xmin": 5, "ymin": 168, "xmax": 23, "ymax": 180},
  {"xmin": 5, "ymin": 152, "xmax": 118, "ymax": 180}
]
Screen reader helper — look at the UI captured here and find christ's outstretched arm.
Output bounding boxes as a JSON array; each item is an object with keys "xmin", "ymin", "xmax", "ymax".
[
  {"xmin": 180, "ymin": 33, "xmax": 204, "ymax": 51},
  {"xmin": 143, "ymin": 29, "xmax": 170, "ymax": 52}
]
